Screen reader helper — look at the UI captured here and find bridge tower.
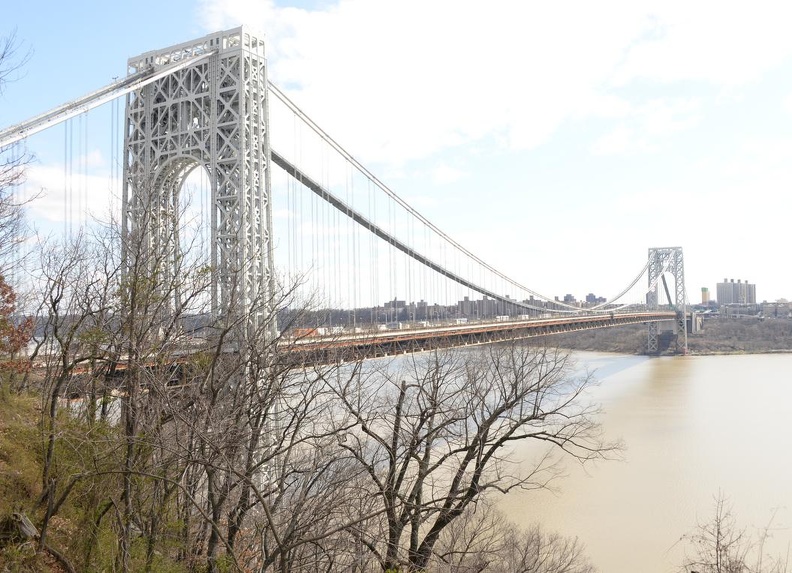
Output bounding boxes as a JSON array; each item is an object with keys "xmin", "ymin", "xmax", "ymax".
[
  {"xmin": 646, "ymin": 247, "xmax": 687, "ymax": 354},
  {"xmin": 122, "ymin": 27, "xmax": 273, "ymax": 328}
]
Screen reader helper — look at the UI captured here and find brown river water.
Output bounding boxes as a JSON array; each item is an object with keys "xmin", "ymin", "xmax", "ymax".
[{"xmin": 500, "ymin": 352, "xmax": 792, "ymax": 572}]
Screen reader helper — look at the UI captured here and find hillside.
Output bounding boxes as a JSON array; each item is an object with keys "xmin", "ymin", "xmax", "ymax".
[
  {"xmin": 0, "ymin": 391, "xmax": 63, "ymax": 572},
  {"xmin": 548, "ymin": 316, "xmax": 792, "ymax": 355}
]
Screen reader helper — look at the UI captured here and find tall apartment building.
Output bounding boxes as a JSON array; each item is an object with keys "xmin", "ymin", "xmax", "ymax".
[{"xmin": 716, "ymin": 278, "xmax": 756, "ymax": 305}]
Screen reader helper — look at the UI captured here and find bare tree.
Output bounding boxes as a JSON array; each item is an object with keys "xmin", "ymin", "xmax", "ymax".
[
  {"xmin": 432, "ymin": 501, "xmax": 596, "ymax": 573},
  {"xmin": 680, "ymin": 493, "xmax": 789, "ymax": 573},
  {"xmin": 110, "ymin": 184, "xmax": 216, "ymax": 572},
  {"xmin": 0, "ymin": 273, "xmax": 32, "ymax": 373},
  {"xmin": 0, "ymin": 170, "xmax": 26, "ymax": 267},
  {"xmin": 0, "ymin": 31, "xmax": 32, "ymax": 270},
  {"xmin": 326, "ymin": 343, "xmax": 617, "ymax": 572},
  {"xmin": 0, "ymin": 31, "xmax": 33, "ymax": 392},
  {"xmin": 18, "ymin": 192, "xmax": 372, "ymax": 572},
  {"xmin": 0, "ymin": 32, "xmax": 32, "ymax": 376},
  {"xmin": 31, "ymin": 233, "xmax": 118, "ymax": 555},
  {"xmin": 16, "ymin": 188, "xmax": 216, "ymax": 571},
  {"xmin": 0, "ymin": 32, "xmax": 30, "ymax": 91},
  {"xmin": 167, "ymin": 279, "xmax": 371, "ymax": 573}
]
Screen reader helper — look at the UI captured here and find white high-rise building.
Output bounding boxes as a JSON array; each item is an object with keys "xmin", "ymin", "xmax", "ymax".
[{"xmin": 716, "ymin": 279, "xmax": 756, "ymax": 305}]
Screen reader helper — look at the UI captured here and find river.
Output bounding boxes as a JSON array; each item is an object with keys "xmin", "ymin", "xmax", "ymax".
[{"xmin": 499, "ymin": 352, "xmax": 792, "ymax": 573}]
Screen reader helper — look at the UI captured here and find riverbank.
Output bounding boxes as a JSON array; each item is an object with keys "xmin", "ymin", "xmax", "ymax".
[{"xmin": 547, "ymin": 316, "xmax": 792, "ymax": 355}]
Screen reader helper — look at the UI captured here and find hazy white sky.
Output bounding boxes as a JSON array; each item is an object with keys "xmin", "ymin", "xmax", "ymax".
[{"xmin": 4, "ymin": 0, "xmax": 792, "ymax": 302}]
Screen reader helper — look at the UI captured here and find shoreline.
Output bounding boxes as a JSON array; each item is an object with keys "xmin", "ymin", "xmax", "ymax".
[{"xmin": 547, "ymin": 317, "xmax": 792, "ymax": 357}]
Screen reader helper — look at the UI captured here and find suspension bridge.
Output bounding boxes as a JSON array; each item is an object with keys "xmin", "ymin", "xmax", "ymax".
[{"xmin": 0, "ymin": 27, "xmax": 689, "ymax": 358}]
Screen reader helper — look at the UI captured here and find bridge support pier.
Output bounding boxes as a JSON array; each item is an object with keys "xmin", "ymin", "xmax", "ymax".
[{"xmin": 646, "ymin": 247, "xmax": 687, "ymax": 355}]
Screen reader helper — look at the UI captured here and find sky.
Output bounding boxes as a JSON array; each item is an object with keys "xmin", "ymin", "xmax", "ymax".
[{"xmin": 4, "ymin": 0, "xmax": 792, "ymax": 303}]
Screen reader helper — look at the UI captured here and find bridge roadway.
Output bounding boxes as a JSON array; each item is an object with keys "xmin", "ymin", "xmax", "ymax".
[
  {"xmin": 91, "ymin": 311, "xmax": 677, "ymax": 390},
  {"xmin": 282, "ymin": 311, "xmax": 679, "ymax": 365}
]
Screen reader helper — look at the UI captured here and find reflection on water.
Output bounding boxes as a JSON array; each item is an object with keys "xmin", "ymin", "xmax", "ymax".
[{"xmin": 500, "ymin": 352, "xmax": 792, "ymax": 573}]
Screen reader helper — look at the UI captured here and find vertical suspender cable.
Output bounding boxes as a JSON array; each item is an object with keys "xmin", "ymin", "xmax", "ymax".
[
  {"xmin": 346, "ymin": 160, "xmax": 353, "ymax": 322},
  {"xmin": 370, "ymin": 178, "xmax": 377, "ymax": 325},
  {"xmin": 298, "ymin": 120, "xmax": 304, "ymax": 282},
  {"xmin": 285, "ymin": 166, "xmax": 291, "ymax": 284},
  {"xmin": 352, "ymin": 168, "xmax": 357, "ymax": 327},
  {"xmin": 388, "ymin": 192, "xmax": 394, "ymax": 319},
  {"xmin": 408, "ymin": 206, "xmax": 414, "ymax": 321},
  {"xmin": 311, "ymin": 146, "xmax": 317, "ymax": 300},
  {"xmin": 63, "ymin": 121, "xmax": 68, "ymax": 238},
  {"xmin": 110, "ymin": 98, "xmax": 116, "ymax": 210},
  {"xmin": 293, "ymin": 113, "xmax": 299, "ymax": 282},
  {"xmin": 81, "ymin": 113, "xmax": 87, "ymax": 228}
]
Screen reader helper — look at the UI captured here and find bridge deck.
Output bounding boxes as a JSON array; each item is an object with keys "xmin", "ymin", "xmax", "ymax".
[
  {"xmin": 59, "ymin": 311, "xmax": 677, "ymax": 392},
  {"xmin": 282, "ymin": 311, "xmax": 677, "ymax": 365}
]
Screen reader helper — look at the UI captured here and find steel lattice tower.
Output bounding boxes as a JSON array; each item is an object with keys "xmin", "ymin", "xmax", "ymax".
[
  {"xmin": 122, "ymin": 27, "xmax": 273, "ymax": 328},
  {"xmin": 646, "ymin": 247, "xmax": 687, "ymax": 354}
]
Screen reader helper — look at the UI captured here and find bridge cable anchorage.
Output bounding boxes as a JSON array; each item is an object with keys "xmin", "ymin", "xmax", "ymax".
[
  {"xmin": 0, "ymin": 51, "xmax": 216, "ymax": 149},
  {"xmin": 267, "ymin": 82, "xmax": 581, "ymax": 312}
]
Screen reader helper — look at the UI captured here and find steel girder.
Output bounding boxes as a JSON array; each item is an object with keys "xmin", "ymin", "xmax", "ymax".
[
  {"xmin": 122, "ymin": 27, "xmax": 273, "ymax": 330},
  {"xmin": 646, "ymin": 247, "xmax": 687, "ymax": 354}
]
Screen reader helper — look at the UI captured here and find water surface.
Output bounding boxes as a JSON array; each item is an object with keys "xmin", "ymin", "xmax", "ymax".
[{"xmin": 500, "ymin": 352, "xmax": 792, "ymax": 572}]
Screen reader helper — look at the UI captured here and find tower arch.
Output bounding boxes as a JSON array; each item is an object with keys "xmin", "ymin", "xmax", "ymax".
[
  {"xmin": 647, "ymin": 247, "xmax": 687, "ymax": 354},
  {"xmin": 122, "ymin": 27, "xmax": 273, "ymax": 329}
]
